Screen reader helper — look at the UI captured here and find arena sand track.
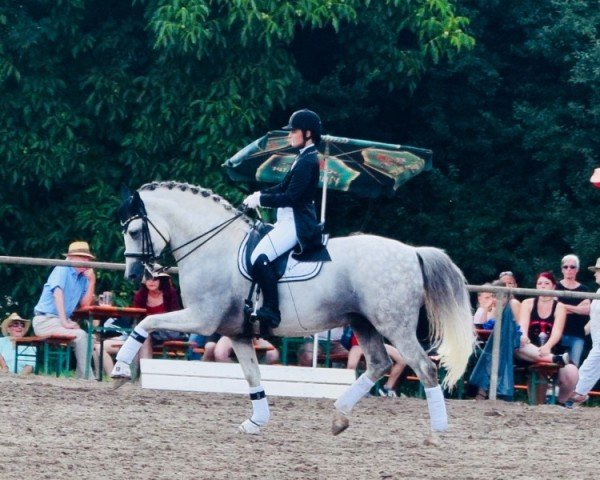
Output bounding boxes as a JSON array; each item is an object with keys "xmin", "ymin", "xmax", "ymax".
[{"xmin": 0, "ymin": 374, "xmax": 596, "ymax": 480}]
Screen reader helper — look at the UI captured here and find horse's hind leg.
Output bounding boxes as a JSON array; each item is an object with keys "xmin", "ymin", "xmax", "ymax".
[
  {"xmin": 230, "ymin": 337, "xmax": 270, "ymax": 435},
  {"xmin": 386, "ymin": 331, "xmax": 448, "ymax": 432},
  {"xmin": 332, "ymin": 320, "xmax": 391, "ymax": 435}
]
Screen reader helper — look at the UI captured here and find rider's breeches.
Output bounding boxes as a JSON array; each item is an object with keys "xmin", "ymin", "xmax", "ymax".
[{"xmin": 250, "ymin": 208, "xmax": 297, "ymax": 264}]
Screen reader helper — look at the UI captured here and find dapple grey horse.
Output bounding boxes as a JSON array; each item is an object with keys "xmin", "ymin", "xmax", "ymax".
[{"xmin": 113, "ymin": 181, "xmax": 475, "ymax": 436}]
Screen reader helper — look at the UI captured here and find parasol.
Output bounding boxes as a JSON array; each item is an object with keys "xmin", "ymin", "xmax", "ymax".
[{"xmin": 223, "ymin": 130, "xmax": 433, "ymax": 202}]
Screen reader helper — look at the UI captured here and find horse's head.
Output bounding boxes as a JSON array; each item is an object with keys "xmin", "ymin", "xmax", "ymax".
[{"xmin": 119, "ymin": 189, "xmax": 169, "ymax": 283}]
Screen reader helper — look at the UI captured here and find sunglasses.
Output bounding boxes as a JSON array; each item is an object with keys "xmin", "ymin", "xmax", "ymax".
[
  {"xmin": 562, "ymin": 265, "xmax": 577, "ymax": 270},
  {"xmin": 9, "ymin": 321, "xmax": 25, "ymax": 328}
]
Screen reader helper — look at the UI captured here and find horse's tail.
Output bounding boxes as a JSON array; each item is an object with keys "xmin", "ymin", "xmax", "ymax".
[{"xmin": 416, "ymin": 246, "xmax": 475, "ymax": 389}]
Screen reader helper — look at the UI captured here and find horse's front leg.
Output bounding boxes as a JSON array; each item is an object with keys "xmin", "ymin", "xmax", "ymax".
[
  {"xmin": 111, "ymin": 308, "xmax": 217, "ymax": 379},
  {"xmin": 230, "ymin": 337, "xmax": 270, "ymax": 435}
]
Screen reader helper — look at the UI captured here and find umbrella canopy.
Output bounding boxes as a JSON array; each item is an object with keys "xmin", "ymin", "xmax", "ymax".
[{"xmin": 223, "ymin": 130, "xmax": 432, "ymax": 198}]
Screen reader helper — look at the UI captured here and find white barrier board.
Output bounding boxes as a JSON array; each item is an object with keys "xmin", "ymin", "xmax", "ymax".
[{"xmin": 140, "ymin": 359, "xmax": 356, "ymax": 399}]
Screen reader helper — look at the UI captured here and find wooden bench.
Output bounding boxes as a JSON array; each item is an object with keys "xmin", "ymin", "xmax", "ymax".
[
  {"xmin": 14, "ymin": 334, "xmax": 76, "ymax": 376},
  {"xmin": 153, "ymin": 340, "xmax": 198, "ymax": 360}
]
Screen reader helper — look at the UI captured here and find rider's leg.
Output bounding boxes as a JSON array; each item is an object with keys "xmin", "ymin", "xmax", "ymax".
[
  {"xmin": 252, "ymin": 254, "xmax": 281, "ymax": 328},
  {"xmin": 250, "ymin": 219, "xmax": 297, "ymax": 330}
]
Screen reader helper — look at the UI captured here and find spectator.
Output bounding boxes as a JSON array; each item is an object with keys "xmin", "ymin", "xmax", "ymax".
[
  {"xmin": 297, "ymin": 328, "xmax": 348, "ymax": 367},
  {"xmin": 473, "ymin": 285, "xmax": 498, "ymax": 329},
  {"xmin": 498, "ymin": 270, "xmax": 521, "ymax": 304},
  {"xmin": 212, "ymin": 335, "xmax": 279, "ymax": 364},
  {"xmin": 569, "ymin": 258, "xmax": 600, "ymax": 404},
  {"xmin": 132, "ymin": 264, "xmax": 185, "ymax": 359},
  {"xmin": 498, "ymin": 271, "xmax": 518, "ymax": 289},
  {"xmin": 93, "ymin": 318, "xmax": 131, "ymax": 377},
  {"xmin": 32, "ymin": 241, "xmax": 96, "ymax": 379},
  {"xmin": 517, "ymin": 271, "xmax": 578, "ymax": 404},
  {"xmin": 0, "ymin": 313, "xmax": 35, "ymax": 375},
  {"xmin": 346, "ymin": 329, "xmax": 405, "ymax": 397},
  {"xmin": 555, "ymin": 254, "xmax": 590, "ymax": 366},
  {"xmin": 470, "ymin": 281, "xmax": 522, "ymax": 400},
  {"xmin": 188, "ymin": 333, "xmax": 220, "ymax": 361}
]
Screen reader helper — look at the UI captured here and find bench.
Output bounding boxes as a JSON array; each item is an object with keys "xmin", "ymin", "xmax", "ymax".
[
  {"xmin": 153, "ymin": 340, "xmax": 198, "ymax": 360},
  {"xmin": 14, "ymin": 335, "xmax": 76, "ymax": 376}
]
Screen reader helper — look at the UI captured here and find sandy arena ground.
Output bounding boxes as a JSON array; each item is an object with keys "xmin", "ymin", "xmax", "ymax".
[{"xmin": 0, "ymin": 374, "xmax": 597, "ymax": 479}]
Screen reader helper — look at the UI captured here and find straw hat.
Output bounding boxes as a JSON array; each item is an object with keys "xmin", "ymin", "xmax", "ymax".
[
  {"xmin": 143, "ymin": 263, "xmax": 171, "ymax": 280},
  {"xmin": 1, "ymin": 312, "xmax": 30, "ymax": 337},
  {"xmin": 63, "ymin": 241, "xmax": 95, "ymax": 259},
  {"xmin": 590, "ymin": 168, "xmax": 600, "ymax": 188},
  {"xmin": 588, "ymin": 258, "xmax": 600, "ymax": 272}
]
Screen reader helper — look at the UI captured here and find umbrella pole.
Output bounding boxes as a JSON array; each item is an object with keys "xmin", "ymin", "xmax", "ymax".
[
  {"xmin": 313, "ymin": 141, "xmax": 330, "ymax": 367},
  {"xmin": 319, "ymin": 140, "xmax": 329, "ymax": 223}
]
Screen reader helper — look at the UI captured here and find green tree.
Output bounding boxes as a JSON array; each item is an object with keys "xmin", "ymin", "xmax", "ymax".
[{"xmin": 0, "ymin": 0, "xmax": 472, "ymax": 313}]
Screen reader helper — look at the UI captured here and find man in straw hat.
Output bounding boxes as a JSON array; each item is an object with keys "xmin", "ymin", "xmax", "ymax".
[
  {"xmin": 568, "ymin": 257, "xmax": 600, "ymax": 405},
  {"xmin": 0, "ymin": 312, "xmax": 35, "ymax": 374},
  {"xmin": 32, "ymin": 241, "xmax": 96, "ymax": 379}
]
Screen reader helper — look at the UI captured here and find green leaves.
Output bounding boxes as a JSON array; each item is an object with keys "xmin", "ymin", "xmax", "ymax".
[{"xmin": 0, "ymin": 0, "xmax": 476, "ymax": 314}]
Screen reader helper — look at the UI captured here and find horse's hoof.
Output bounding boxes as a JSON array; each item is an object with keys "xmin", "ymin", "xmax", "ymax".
[
  {"xmin": 332, "ymin": 411, "xmax": 350, "ymax": 436},
  {"xmin": 238, "ymin": 419, "xmax": 261, "ymax": 435},
  {"xmin": 423, "ymin": 433, "xmax": 441, "ymax": 447},
  {"xmin": 110, "ymin": 378, "xmax": 129, "ymax": 390}
]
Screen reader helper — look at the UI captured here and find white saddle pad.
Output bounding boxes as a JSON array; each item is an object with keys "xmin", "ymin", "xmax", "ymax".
[{"xmin": 237, "ymin": 233, "xmax": 325, "ymax": 283}]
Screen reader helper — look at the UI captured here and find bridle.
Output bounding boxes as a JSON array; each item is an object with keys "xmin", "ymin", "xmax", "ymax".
[{"xmin": 121, "ymin": 194, "xmax": 247, "ymax": 269}]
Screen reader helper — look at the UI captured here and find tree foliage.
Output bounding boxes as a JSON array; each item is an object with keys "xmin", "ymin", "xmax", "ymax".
[{"xmin": 0, "ymin": 0, "xmax": 472, "ymax": 314}]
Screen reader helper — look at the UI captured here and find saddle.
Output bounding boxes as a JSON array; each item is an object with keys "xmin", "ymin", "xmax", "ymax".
[
  {"xmin": 237, "ymin": 221, "xmax": 330, "ymax": 283},
  {"xmin": 239, "ymin": 222, "xmax": 330, "ymax": 338}
]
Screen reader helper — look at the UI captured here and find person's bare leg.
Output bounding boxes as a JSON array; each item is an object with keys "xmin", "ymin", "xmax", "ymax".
[
  {"xmin": 201, "ymin": 341, "xmax": 216, "ymax": 361},
  {"xmin": 214, "ymin": 336, "xmax": 234, "ymax": 362},
  {"xmin": 383, "ymin": 344, "xmax": 405, "ymax": 390},
  {"xmin": 138, "ymin": 337, "xmax": 153, "ymax": 359},
  {"xmin": 557, "ymin": 364, "xmax": 579, "ymax": 403},
  {"xmin": 346, "ymin": 345, "xmax": 363, "ymax": 370}
]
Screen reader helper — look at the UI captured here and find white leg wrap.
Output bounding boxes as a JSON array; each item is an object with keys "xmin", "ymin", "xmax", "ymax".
[
  {"xmin": 115, "ymin": 326, "xmax": 148, "ymax": 364},
  {"xmin": 249, "ymin": 386, "xmax": 270, "ymax": 426},
  {"xmin": 425, "ymin": 385, "xmax": 448, "ymax": 432},
  {"xmin": 334, "ymin": 373, "xmax": 375, "ymax": 416}
]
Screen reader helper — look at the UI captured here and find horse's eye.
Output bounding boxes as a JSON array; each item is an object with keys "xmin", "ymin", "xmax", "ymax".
[{"xmin": 129, "ymin": 229, "xmax": 141, "ymax": 240}]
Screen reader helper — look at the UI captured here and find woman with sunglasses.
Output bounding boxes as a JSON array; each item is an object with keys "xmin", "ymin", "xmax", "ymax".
[
  {"xmin": 555, "ymin": 254, "xmax": 590, "ymax": 366},
  {"xmin": 0, "ymin": 313, "xmax": 35, "ymax": 375}
]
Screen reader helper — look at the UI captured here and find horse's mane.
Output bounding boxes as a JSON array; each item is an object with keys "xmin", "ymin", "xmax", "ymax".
[{"xmin": 139, "ymin": 181, "xmax": 252, "ymax": 224}]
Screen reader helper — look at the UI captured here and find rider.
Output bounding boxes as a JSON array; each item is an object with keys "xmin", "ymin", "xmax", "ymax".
[{"xmin": 243, "ymin": 109, "xmax": 324, "ymax": 333}]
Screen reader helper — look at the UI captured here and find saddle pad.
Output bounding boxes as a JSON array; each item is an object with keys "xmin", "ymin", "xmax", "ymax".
[{"xmin": 237, "ymin": 232, "xmax": 327, "ymax": 283}]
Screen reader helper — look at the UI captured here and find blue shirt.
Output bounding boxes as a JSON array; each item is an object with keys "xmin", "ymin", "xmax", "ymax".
[
  {"xmin": 34, "ymin": 266, "xmax": 89, "ymax": 318},
  {"xmin": 0, "ymin": 337, "xmax": 36, "ymax": 373}
]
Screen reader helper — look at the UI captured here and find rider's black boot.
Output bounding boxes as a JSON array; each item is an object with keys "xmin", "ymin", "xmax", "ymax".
[{"xmin": 252, "ymin": 254, "xmax": 281, "ymax": 334}]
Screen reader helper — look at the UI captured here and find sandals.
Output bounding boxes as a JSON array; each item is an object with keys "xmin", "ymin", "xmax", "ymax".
[{"xmin": 569, "ymin": 392, "xmax": 589, "ymax": 404}]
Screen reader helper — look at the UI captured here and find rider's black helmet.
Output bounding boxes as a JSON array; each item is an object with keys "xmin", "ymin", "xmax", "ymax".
[{"xmin": 282, "ymin": 109, "xmax": 322, "ymax": 145}]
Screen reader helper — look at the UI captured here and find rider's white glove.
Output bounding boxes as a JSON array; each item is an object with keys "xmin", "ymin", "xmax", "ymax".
[{"xmin": 243, "ymin": 192, "xmax": 261, "ymax": 209}]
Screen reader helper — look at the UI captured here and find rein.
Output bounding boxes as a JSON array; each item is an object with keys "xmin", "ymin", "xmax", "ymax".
[{"xmin": 122, "ymin": 198, "xmax": 247, "ymax": 268}]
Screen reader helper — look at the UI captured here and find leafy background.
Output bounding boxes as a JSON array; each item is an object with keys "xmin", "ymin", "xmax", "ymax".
[{"xmin": 0, "ymin": 0, "xmax": 598, "ymax": 315}]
